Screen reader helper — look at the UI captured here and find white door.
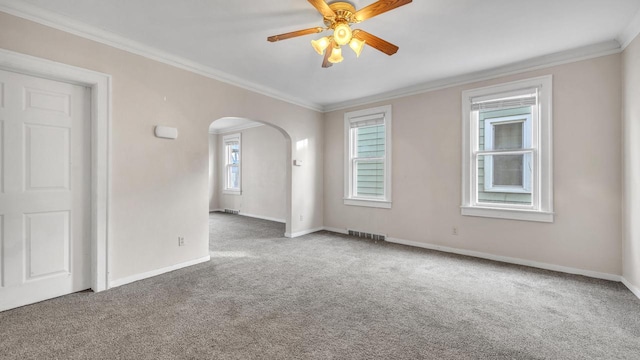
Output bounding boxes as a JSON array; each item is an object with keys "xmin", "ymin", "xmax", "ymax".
[{"xmin": 0, "ymin": 69, "xmax": 91, "ymax": 312}]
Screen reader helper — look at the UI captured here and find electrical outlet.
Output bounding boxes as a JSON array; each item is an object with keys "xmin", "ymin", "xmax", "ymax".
[
  {"xmin": 452, "ymin": 227, "xmax": 458, "ymax": 236},
  {"xmin": 178, "ymin": 236, "xmax": 185, "ymax": 246},
  {"xmin": 299, "ymin": 215, "xmax": 304, "ymax": 221}
]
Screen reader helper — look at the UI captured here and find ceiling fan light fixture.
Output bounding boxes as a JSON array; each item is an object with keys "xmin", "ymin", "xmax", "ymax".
[
  {"xmin": 328, "ymin": 46, "xmax": 344, "ymax": 63},
  {"xmin": 349, "ymin": 37, "xmax": 365, "ymax": 57},
  {"xmin": 333, "ymin": 22, "xmax": 352, "ymax": 46},
  {"xmin": 267, "ymin": 0, "xmax": 412, "ymax": 68},
  {"xmin": 311, "ymin": 36, "xmax": 331, "ymax": 55}
]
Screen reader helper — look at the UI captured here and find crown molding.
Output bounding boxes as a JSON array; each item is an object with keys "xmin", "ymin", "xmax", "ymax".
[
  {"xmin": 619, "ymin": 7, "xmax": 640, "ymax": 49},
  {"xmin": 0, "ymin": 0, "xmax": 324, "ymax": 112},
  {"xmin": 208, "ymin": 122, "xmax": 264, "ymax": 135},
  {"xmin": 323, "ymin": 40, "xmax": 622, "ymax": 112},
  {"xmin": 0, "ymin": 0, "xmax": 631, "ymax": 114}
]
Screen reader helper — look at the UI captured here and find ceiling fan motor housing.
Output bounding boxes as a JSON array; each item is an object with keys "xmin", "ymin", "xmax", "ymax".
[{"xmin": 324, "ymin": 2, "xmax": 357, "ymax": 26}]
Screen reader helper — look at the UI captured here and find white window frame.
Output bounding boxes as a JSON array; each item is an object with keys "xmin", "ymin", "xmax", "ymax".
[
  {"xmin": 222, "ymin": 133, "xmax": 241, "ymax": 195},
  {"xmin": 344, "ymin": 105, "xmax": 392, "ymax": 209},
  {"xmin": 483, "ymin": 114, "xmax": 532, "ymax": 193},
  {"xmin": 461, "ymin": 76, "xmax": 553, "ymax": 222}
]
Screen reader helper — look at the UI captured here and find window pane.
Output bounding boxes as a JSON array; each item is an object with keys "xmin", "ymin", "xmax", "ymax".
[
  {"xmin": 478, "ymin": 107, "xmax": 531, "ymax": 149},
  {"xmin": 228, "ymin": 165, "xmax": 239, "ymax": 189},
  {"xmin": 494, "ymin": 122, "xmax": 523, "ymax": 150},
  {"xmin": 493, "ymin": 154, "xmax": 523, "ymax": 186},
  {"xmin": 356, "ymin": 161, "xmax": 384, "ymax": 197},
  {"xmin": 477, "ymin": 154, "xmax": 531, "ymax": 205},
  {"xmin": 356, "ymin": 125, "xmax": 385, "ymax": 158},
  {"xmin": 227, "ymin": 142, "xmax": 240, "ymax": 165}
]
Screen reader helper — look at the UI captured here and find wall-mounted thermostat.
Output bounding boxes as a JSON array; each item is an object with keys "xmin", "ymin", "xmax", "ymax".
[
  {"xmin": 155, "ymin": 126, "xmax": 178, "ymax": 139},
  {"xmin": 293, "ymin": 160, "xmax": 303, "ymax": 166}
]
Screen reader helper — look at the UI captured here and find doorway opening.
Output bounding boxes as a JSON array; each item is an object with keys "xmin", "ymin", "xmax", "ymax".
[{"xmin": 207, "ymin": 117, "xmax": 292, "ymax": 247}]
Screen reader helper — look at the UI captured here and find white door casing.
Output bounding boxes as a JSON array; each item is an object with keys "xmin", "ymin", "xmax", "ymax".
[{"xmin": 0, "ymin": 69, "xmax": 90, "ymax": 311}]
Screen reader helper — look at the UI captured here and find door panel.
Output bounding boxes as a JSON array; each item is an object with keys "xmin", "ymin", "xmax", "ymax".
[
  {"xmin": 25, "ymin": 124, "xmax": 71, "ymax": 191},
  {"xmin": 0, "ymin": 69, "xmax": 90, "ymax": 312},
  {"xmin": 24, "ymin": 87, "xmax": 71, "ymax": 116},
  {"xmin": 25, "ymin": 211, "xmax": 70, "ymax": 280}
]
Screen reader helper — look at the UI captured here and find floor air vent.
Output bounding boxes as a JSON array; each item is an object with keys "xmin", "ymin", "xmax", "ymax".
[
  {"xmin": 348, "ymin": 229, "xmax": 386, "ymax": 241},
  {"xmin": 224, "ymin": 209, "xmax": 239, "ymax": 215}
]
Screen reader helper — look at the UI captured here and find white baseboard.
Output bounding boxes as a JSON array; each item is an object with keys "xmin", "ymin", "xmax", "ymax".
[
  {"xmin": 322, "ymin": 226, "xmax": 349, "ymax": 235},
  {"xmin": 622, "ymin": 277, "xmax": 640, "ymax": 300},
  {"xmin": 385, "ymin": 237, "xmax": 620, "ymax": 282},
  {"xmin": 209, "ymin": 210, "xmax": 285, "ymax": 224},
  {"xmin": 109, "ymin": 255, "xmax": 211, "ymax": 288},
  {"xmin": 317, "ymin": 228, "xmax": 628, "ymax": 284},
  {"xmin": 240, "ymin": 212, "xmax": 286, "ymax": 224},
  {"xmin": 285, "ymin": 227, "xmax": 324, "ymax": 238}
]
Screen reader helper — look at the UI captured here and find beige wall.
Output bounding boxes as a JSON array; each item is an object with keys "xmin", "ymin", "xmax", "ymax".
[
  {"xmin": 0, "ymin": 12, "xmax": 324, "ymax": 282},
  {"xmin": 623, "ymin": 35, "xmax": 640, "ymax": 290},
  {"xmin": 324, "ymin": 54, "xmax": 623, "ymax": 275},
  {"xmin": 215, "ymin": 125, "xmax": 287, "ymax": 222}
]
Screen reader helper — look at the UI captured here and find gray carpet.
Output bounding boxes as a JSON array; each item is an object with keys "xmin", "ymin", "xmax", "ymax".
[{"xmin": 1, "ymin": 212, "xmax": 639, "ymax": 359}]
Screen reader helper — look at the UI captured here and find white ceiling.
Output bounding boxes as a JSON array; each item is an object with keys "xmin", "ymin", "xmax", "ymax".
[{"xmin": 4, "ymin": 0, "xmax": 640, "ymax": 110}]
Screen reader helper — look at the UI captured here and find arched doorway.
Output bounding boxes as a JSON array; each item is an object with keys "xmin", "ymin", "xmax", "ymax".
[{"xmin": 207, "ymin": 117, "xmax": 293, "ymax": 240}]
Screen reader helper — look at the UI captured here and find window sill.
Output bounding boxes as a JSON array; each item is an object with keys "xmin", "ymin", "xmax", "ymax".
[
  {"xmin": 223, "ymin": 189, "xmax": 241, "ymax": 195},
  {"xmin": 461, "ymin": 206, "xmax": 553, "ymax": 223},
  {"xmin": 483, "ymin": 188, "xmax": 531, "ymax": 194},
  {"xmin": 344, "ymin": 198, "xmax": 391, "ymax": 209}
]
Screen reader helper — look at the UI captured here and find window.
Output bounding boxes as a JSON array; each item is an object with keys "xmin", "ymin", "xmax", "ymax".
[
  {"xmin": 461, "ymin": 76, "xmax": 553, "ymax": 222},
  {"xmin": 344, "ymin": 105, "xmax": 392, "ymax": 208},
  {"xmin": 223, "ymin": 133, "xmax": 241, "ymax": 195}
]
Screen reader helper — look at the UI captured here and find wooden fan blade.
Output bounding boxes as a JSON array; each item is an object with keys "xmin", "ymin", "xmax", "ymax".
[
  {"xmin": 267, "ymin": 27, "xmax": 324, "ymax": 42},
  {"xmin": 308, "ymin": 0, "xmax": 336, "ymax": 19},
  {"xmin": 322, "ymin": 40, "xmax": 335, "ymax": 68},
  {"xmin": 354, "ymin": 0, "xmax": 412, "ymax": 22},
  {"xmin": 353, "ymin": 30, "xmax": 399, "ymax": 55}
]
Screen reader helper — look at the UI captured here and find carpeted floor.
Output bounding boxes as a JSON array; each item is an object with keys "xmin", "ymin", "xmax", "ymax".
[{"xmin": 1, "ymin": 212, "xmax": 639, "ymax": 359}]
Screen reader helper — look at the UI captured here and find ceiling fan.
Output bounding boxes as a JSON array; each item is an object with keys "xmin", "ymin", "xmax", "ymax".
[{"xmin": 267, "ymin": 0, "xmax": 412, "ymax": 68}]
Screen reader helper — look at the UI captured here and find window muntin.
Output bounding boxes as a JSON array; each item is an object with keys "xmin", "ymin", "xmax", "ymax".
[
  {"xmin": 461, "ymin": 76, "xmax": 553, "ymax": 222},
  {"xmin": 223, "ymin": 133, "xmax": 241, "ymax": 194},
  {"xmin": 344, "ymin": 105, "xmax": 392, "ymax": 208}
]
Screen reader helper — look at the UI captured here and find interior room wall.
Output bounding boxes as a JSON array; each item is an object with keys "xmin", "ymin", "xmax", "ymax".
[
  {"xmin": 324, "ymin": 54, "xmax": 623, "ymax": 276},
  {"xmin": 208, "ymin": 133, "xmax": 219, "ymax": 212},
  {"xmin": 0, "ymin": 12, "xmax": 324, "ymax": 284},
  {"xmin": 216, "ymin": 125, "xmax": 287, "ymax": 222},
  {"xmin": 623, "ymin": 34, "xmax": 640, "ymax": 293}
]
